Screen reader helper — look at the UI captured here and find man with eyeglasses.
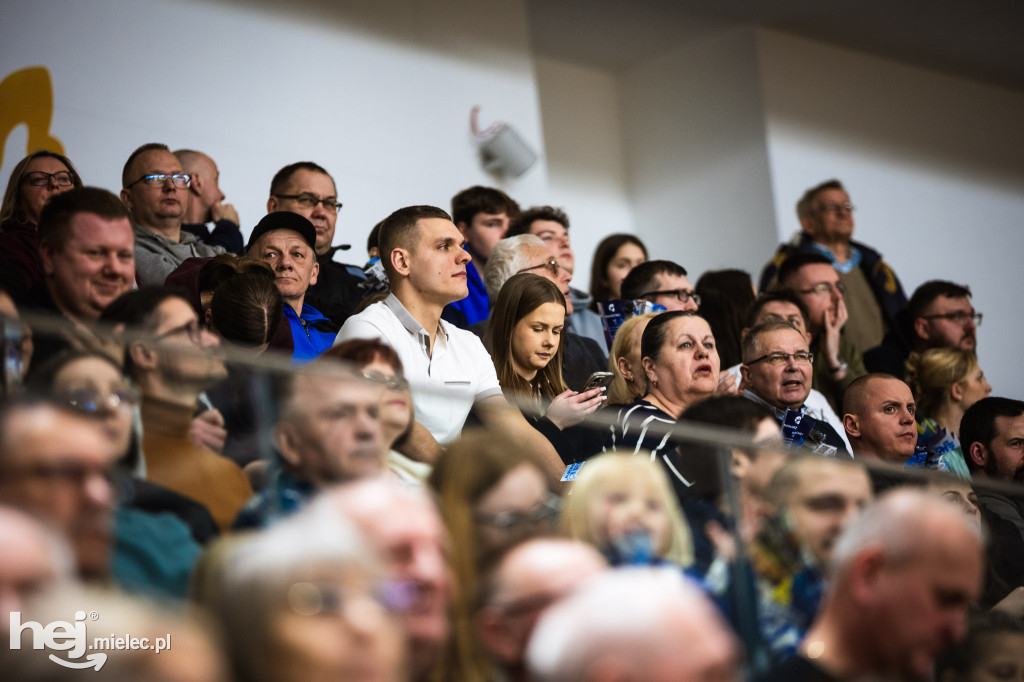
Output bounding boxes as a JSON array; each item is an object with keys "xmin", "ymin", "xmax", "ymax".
[
  {"xmin": 103, "ymin": 287, "xmax": 252, "ymax": 531},
  {"xmin": 120, "ymin": 143, "xmax": 226, "ymax": 287},
  {"xmin": 778, "ymin": 253, "xmax": 868, "ymax": 414},
  {"xmin": 267, "ymin": 161, "xmax": 367, "ymax": 326},
  {"xmin": 0, "ymin": 399, "xmax": 118, "ymax": 581},
  {"xmin": 760, "ymin": 179, "xmax": 908, "ymax": 358},
  {"xmin": 740, "ymin": 319, "xmax": 849, "ymax": 457},
  {"xmin": 478, "ymin": 234, "xmax": 608, "ymax": 393},
  {"xmin": 621, "ymin": 260, "xmax": 701, "ymax": 313},
  {"xmin": 506, "ymin": 206, "xmax": 607, "ymax": 350},
  {"xmin": 476, "ymin": 537, "xmax": 608, "ymax": 682},
  {"xmin": 864, "ymin": 280, "xmax": 982, "ymax": 377},
  {"xmin": 174, "ymin": 148, "xmax": 243, "ymax": 254}
]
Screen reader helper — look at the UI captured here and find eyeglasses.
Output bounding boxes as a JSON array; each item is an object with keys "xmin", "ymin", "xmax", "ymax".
[
  {"xmin": 815, "ymin": 202, "xmax": 855, "ymax": 215},
  {"xmin": 153, "ymin": 319, "xmax": 204, "ymax": 345},
  {"xmin": 60, "ymin": 387, "xmax": 139, "ymax": 414},
  {"xmin": 23, "ymin": 171, "xmax": 74, "ymax": 187},
  {"xmin": 287, "ymin": 580, "xmax": 414, "ymax": 618},
  {"xmin": 361, "ymin": 371, "xmax": 409, "ymax": 391},
  {"xmin": 641, "ymin": 289, "xmax": 701, "ymax": 306},
  {"xmin": 798, "ymin": 281, "xmax": 846, "ymax": 296},
  {"xmin": 125, "ymin": 173, "xmax": 191, "ymax": 189},
  {"xmin": 922, "ymin": 311, "xmax": 983, "ymax": 326},
  {"xmin": 273, "ymin": 193, "xmax": 343, "ymax": 213},
  {"xmin": 475, "ymin": 494, "xmax": 561, "ymax": 530},
  {"xmin": 745, "ymin": 351, "xmax": 814, "ymax": 367},
  {"xmin": 518, "ymin": 260, "xmax": 563, "ymax": 277}
]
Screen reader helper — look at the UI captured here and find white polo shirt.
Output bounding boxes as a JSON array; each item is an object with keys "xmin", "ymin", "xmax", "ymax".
[{"xmin": 335, "ymin": 293, "xmax": 503, "ymax": 444}]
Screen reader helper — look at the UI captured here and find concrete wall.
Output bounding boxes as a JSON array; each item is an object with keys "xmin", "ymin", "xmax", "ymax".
[
  {"xmin": 534, "ymin": 56, "xmax": 635, "ymax": 290},
  {"xmin": 0, "ymin": 0, "xmax": 548, "ymax": 255},
  {"xmin": 758, "ymin": 29, "xmax": 1024, "ymax": 396},
  {"xmin": 618, "ymin": 26, "xmax": 778, "ymax": 281}
]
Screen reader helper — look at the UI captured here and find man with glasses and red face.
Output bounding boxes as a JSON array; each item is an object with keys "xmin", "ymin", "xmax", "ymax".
[
  {"xmin": 0, "ymin": 400, "xmax": 117, "ymax": 581},
  {"xmin": 267, "ymin": 161, "xmax": 367, "ymax": 326},
  {"xmin": 760, "ymin": 179, "xmax": 908, "ymax": 361},
  {"xmin": 120, "ymin": 143, "xmax": 226, "ymax": 287},
  {"xmin": 741, "ymin": 319, "xmax": 850, "ymax": 457},
  {"xmin": 778, "ymin": 253, "xmax": 868, "ymax": 413},
  {"xmin": 865, "ymin": 280, "xmax": 982, "ymax": 377}
]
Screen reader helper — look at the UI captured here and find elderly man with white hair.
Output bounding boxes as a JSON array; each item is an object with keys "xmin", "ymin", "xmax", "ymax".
[
  {"xmin": 475, "ymin": 234, "xmax": 607, "ymax": 391},
  {"xmin": 527, "ymin": 567, "xmax": 740, "ymax": 682}
]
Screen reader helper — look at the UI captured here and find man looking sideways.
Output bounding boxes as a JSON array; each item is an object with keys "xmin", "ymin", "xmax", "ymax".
[{"xmin": 336, "ymin": 205, "xmax": 566, "ymax": 479}]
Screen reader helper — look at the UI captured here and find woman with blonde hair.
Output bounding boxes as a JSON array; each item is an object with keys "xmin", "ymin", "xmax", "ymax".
[
  {"xmin": 905, "ymin": 347, "xmax": 991, "ymax": 478},
  {"xmin": 606, "ymin": 312, "xmax": 658, "ymax": 405},
  {"xmin": 562, "ymin": 452, "xmax": 693, "ymax": 567}
]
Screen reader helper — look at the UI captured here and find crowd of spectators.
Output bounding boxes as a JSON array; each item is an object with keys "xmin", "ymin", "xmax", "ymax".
[{"xmin": 0, "ymin": 146, "xmax": 1021, "ymax": 682}]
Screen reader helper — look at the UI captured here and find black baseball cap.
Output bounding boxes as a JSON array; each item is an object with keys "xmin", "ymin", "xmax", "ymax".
[{"xmin": 246, "ymin": 211, "xmax": 317, "ymax": 252}]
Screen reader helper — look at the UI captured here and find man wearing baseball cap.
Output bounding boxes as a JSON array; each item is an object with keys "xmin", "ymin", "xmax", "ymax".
[{"xmin": 247, "ymin": 211, "xmax": 339, "ymax": 363}]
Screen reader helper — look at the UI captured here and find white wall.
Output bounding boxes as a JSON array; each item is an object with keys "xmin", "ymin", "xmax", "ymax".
[
  {"xmin": 618, "ymin": 26, "xmax": 778, "ymax": 283},
  {"xmin": 534, "ymin": 56, "xmax": 635, "ymax": 290},
  {"xmin": 758, "ymin": 29, "xmax": 1024, "ymax": 396},
  {"xmin": 0, "ymin": 0, "xmax": 548, "ymax": 255}
]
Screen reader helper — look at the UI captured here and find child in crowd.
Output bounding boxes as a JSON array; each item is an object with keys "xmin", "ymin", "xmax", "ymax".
[{"xmin": 562, "ymin": 452, "xmax": 693, "ymax": 568}]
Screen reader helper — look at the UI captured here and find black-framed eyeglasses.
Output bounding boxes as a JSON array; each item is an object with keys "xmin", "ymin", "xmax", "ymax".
[
  {"xmin": 518, "ymin": 259, "xmax": 562, "ymax": 277},
  {"xmin": 361, "ymin": 371, "xmax": 410, "ymax": 391},
  {"xmin": 125, "ymin": 173, "xmax": 191, "ymax": 189},
  {"xmin": 475, "ymin": 494, "xmax": 561, "ymax": 530},
  {"xmin": 922, "ymin": 311, "xmax": 982, "ymax": 326},
  {"xmin": 153, "ymin": 319, "xmax": 204, "ymax": 345},
  {"xmin": 815, "ymin": 201, "xmax": 855, "ymax": 215},
  {"xmin": 273, "ymin": 193, "xmax": 343, "ymax": 214},
  {"xmin": 23, "ymin": 171, "xmax": 74, "ymax": 187},
  {"xmin": 798, "ymin": 281, "xmax": 846, "ymax": 296},
  {"xmin": 745, "ymin": 351, "xmax": 814, "ymax": 367},
  {"xmin": 60, "ymin": 387, "xmax": 140, "ymax": 414},
  {"xmin": 641, "ymin": 289, "xmax": 701, "ymax": 306}
]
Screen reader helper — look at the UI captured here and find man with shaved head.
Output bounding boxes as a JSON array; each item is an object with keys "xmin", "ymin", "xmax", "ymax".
[
  {"xmin": 174, "ymin": 148, "xmax": 242, "ymax": 253},
  {"xmin": 842, "ymin": 373, "xmax": 920, "ymax": 464},
  {"xmin": 759, "ymin": 489, "xmax": 983, "ymax": 682}
]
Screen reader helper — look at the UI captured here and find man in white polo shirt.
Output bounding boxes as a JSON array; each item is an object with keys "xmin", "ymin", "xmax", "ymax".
[{"xmin": 336, "ymin": 205, "xmax": 564, "ymax": 480}]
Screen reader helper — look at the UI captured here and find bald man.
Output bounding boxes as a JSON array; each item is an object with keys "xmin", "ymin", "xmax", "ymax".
[
  {"xmin": 759, "ymin": 488, "xmax": 983, "ymax": 682},
  {"xmin": 174, "ymin": 148, "xmax": 242, "ymax": 253}
]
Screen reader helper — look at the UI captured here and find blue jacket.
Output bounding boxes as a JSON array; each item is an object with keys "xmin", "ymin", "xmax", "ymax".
[
  {"xmin": 285, "ymin": 303, "xmax": 339, "ymax": 364},
  {"xmin": 442, "ymin": 259, "xmax": 490, "ymax": 329}
]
